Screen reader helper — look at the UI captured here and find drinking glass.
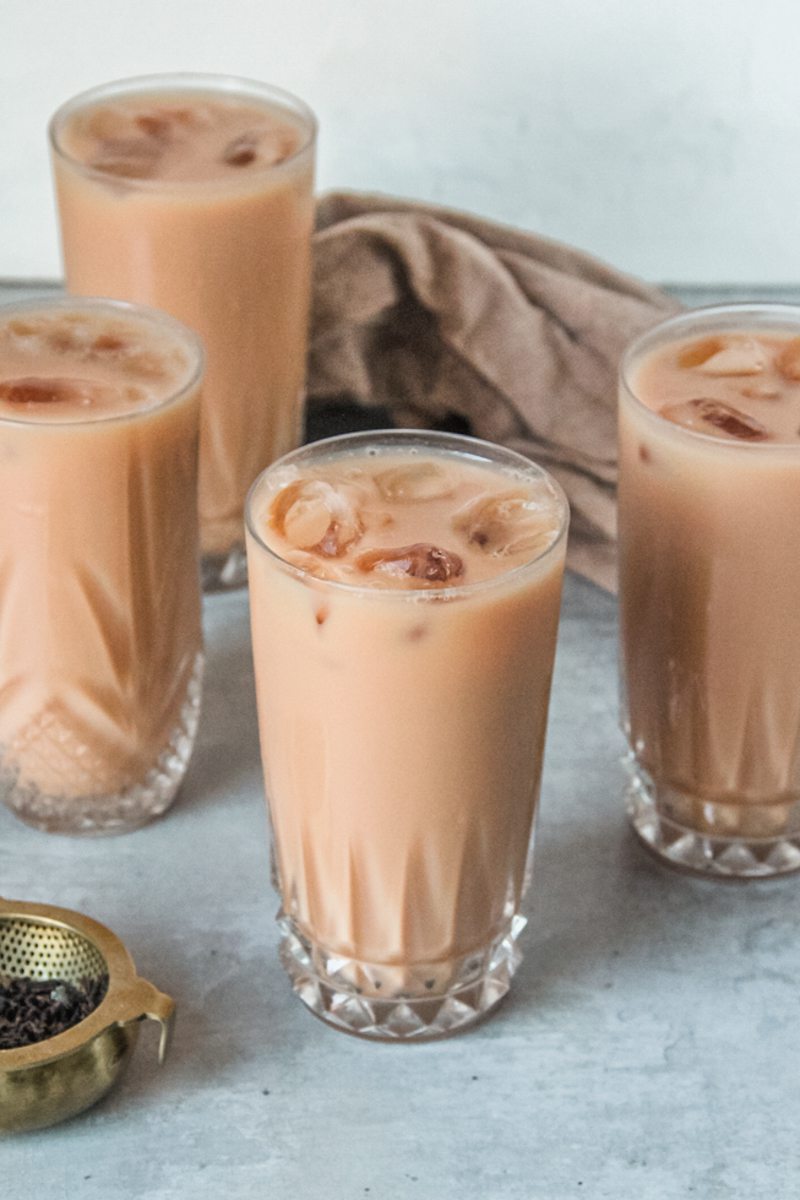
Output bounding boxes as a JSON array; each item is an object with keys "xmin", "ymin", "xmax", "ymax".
[
  {"xmin": 246, "ymin": 430, "xmax": 569, "ymax": 1037},
  {"xmin": 619, "ymin": 304, "xmax": 800, "ymax": 878},
  {"xmin": 50, "ymin": 73, "xmax": 317, "ymax": 591},
  {"xmin": 0, "ymin": 297, "xmax": 204, "ymax": 835}
]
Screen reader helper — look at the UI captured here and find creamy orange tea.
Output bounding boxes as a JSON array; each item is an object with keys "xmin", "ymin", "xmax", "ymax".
[
  {"xmin": 0, "ymin": 300, "xmax": 203, "ymax": 835},
  {"xmin": 246, "ymin": 433, "xmax": 568, "ymax": 1039},
  {"xmin": 51, "ymin": 75, "xmax": 316, "ymax": 588},
  {"xmin": 0, "ymin": 306, "xmax": 196, "ymax": 419},
  {"xmin": 635, "ymin": 330, "xmax": 800, "ymax": 443},
  {"xmin": 618, "ymin": 308, "xmax": 800, "ymax": 878},
  {"xmin": 257, "ymin": 450, "xmax": 564, "ymax": 583},
  {"xmin": 56, "ymin": 94, "xmax": 303, "ymax": 184}
]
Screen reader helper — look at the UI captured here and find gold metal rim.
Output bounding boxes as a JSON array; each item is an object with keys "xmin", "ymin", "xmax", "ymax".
[{"xmin": 0, "ymin": 897, "xmax": 174, "ymax": 1071}]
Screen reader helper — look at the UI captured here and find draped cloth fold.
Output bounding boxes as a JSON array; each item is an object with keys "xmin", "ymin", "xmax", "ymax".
[{"xmin": 309, "ymin": 191, "xmax": 678, "ymax": 591}]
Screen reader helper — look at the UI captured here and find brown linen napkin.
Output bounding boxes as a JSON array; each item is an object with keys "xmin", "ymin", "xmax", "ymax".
[{"xmin": 309, "ymin": 191, "xmax": 679, "ymax": 591}]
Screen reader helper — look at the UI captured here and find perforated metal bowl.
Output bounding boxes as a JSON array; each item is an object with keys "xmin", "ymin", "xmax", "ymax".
[{"xmin": 0, "ymin": 897, "xmax": 174, "ymax": 1133}]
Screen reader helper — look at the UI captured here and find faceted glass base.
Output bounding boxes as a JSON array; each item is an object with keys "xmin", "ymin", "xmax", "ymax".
[
  {"xmin": 1, "ymin": 653, "xmax": 204, "ymax": 836},
  {"xmin": 201, "ymin": 543, "xmax": 248, "ymax": 592},
  {"xmin": 625, "ymin": 757, "xmax": 800, "ymax": 879},
  {"xmin": 278, "ymin": 912, "xmax": 527, "ymax": 1040}
]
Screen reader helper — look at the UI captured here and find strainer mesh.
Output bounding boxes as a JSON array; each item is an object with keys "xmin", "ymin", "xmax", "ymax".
[{"xmin": 0, "ymin": 918, "xmax": 106, "ymax": 983}]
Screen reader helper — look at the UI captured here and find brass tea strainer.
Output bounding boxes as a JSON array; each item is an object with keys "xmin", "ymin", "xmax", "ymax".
[{"xmin": 0, "ymin": 897, "xmax": 174, "ymax": 1133}]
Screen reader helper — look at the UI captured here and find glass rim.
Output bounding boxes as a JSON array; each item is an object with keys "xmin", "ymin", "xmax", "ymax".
[
  {"xmin": 0, "ymin": 296, "xmax": 204, "ymax": 429},
  {"xmin": 49, "ymin": 71, "xmax": 317, "ymax": 190},
  {"xmin": 244, "ymin": 428, "xmax": 570, "ymax": 600},
  {"xmin": 620, "ymin": 301, "xmax": 800, "ymax": 453}
]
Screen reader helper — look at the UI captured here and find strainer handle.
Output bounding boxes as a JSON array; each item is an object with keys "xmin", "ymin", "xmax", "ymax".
[{"xmin": 114, "ymin": 979, "xmax": 176, "ymax": 1064}]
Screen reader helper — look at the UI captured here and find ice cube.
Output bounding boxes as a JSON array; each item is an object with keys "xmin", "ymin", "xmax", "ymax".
[
  {"xmin": 271, "ymin": 480, "xmax": 363, "ymax": 557},
  {"xmin": 222, "ymin": 133, "xmax": 259, "ymax": 167},
  {"xmin": 84, "ymin": 105, "xmax": 140, "ymax": 142},
  {"xmin": 677, "ymin": 337, "xmax": 724, "ymax": 369},
  {"xmin": 47, "ymin": 329, "xmax": 77, "ymax": 353},
  {"xmin": 90, "ymin": 333, "xmax": 127, "ymax": 356},
  {"xmin": 259, "ymin": 128, "xmax": 299, "ymax": 165},
  {"xmin": 90, "ymin": 156, "xmax": 159, "ymax": 180},
  {"xmin": 454, "ymin": 489, "xmax": 561, "ymax": 557},
  {"xmin": 122, "ymin": 349, "xmax": 168, "ymax": 381},
  {"xmin": 86, "ymin": 104, "xmax": 200, "ymax": 146},
  {"xmin": 134, "ymin": 113, "xmax": 173, "ymax": 140},
  {"xmin": 223, "ymin": 126, "xmax": 298, "ymax": 168},
  {"xmin": 356, "ymin": 543, "xmax": 464, "ymax": 583},
  {"xmin": 741, "ymin": 382, "xmax": 781, "ymax": 401},
  {"xmin": 697, "ymin": 337, "xmax": 766, "ymax": 376},
  {"xmin": 46, "ymin": 322, "xmax": 93, "ymax": 355},
  {"xmin": 777, "ymin": 337, "xmax": 800, "ymax": 382},
  {"xmin": 133, "ymin": 107, "xmax": 201, "ymax": 140},
  {"xmin": 374, "ymin": 460, "xmax": 454, "ymax": 503},
  {"xmin": 90, "ymin": 136, "xmax": 162, "ymax": 180},
  {"xmin": 158, "ymin": 105, "xmax": 215, "ymax": 131},
  {"xmin": 660, "ymin": 397, "xmax": 769, "ymax": 441},
  {"xmin": 6, "ymin": 319, "xmax": 41, "ymax": 338},
  {"xmin": 0, "ymin": 376, "xmax": 109, "ymax": 407}
]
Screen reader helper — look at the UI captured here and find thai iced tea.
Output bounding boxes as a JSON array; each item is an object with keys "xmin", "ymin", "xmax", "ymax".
[
  {"xmin": 50, "ymin": 74, "xmax": 316, "ymax": 589},
  {"xmin": 0, "ymin": 298, "xmax": 203, "ymax": 835},
  {"xmin": 246, "ymin": 431, "xmax": 568, "ymax": 1038},
  {"xmin": 619, "ymin": 305, "xmax": 800, "ymax": 877}
]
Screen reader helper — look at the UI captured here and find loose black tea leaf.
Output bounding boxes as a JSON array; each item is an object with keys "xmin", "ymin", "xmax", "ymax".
[{"xmin": 0, "ymin": 973, "xmax": 109, "ymax": 1049}]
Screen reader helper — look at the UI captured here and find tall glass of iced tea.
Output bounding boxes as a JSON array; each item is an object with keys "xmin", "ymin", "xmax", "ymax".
[
  {"xmin": 246, "ymin": 430, "xmax": 568, "ymax": 1038},
  {"xmin": 50, "ymin": 74, "xmax": 316, "ymax": 591},
  {"xmin": 0, "ymin": 297, "xmax": 204, "ymax": 835},
  {"xmin": 619, "ymin": 304, "xmax": 800, "ymax": 878}
]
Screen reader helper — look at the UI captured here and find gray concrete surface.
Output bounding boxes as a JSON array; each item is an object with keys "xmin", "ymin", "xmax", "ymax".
[
  {"xmin": 2, "ymin": 575, "xmax": 799, "ymax": 1199},
  {"xmin": 1, "ymin": 283, "xmax": 799, "ymax": 1197}
]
